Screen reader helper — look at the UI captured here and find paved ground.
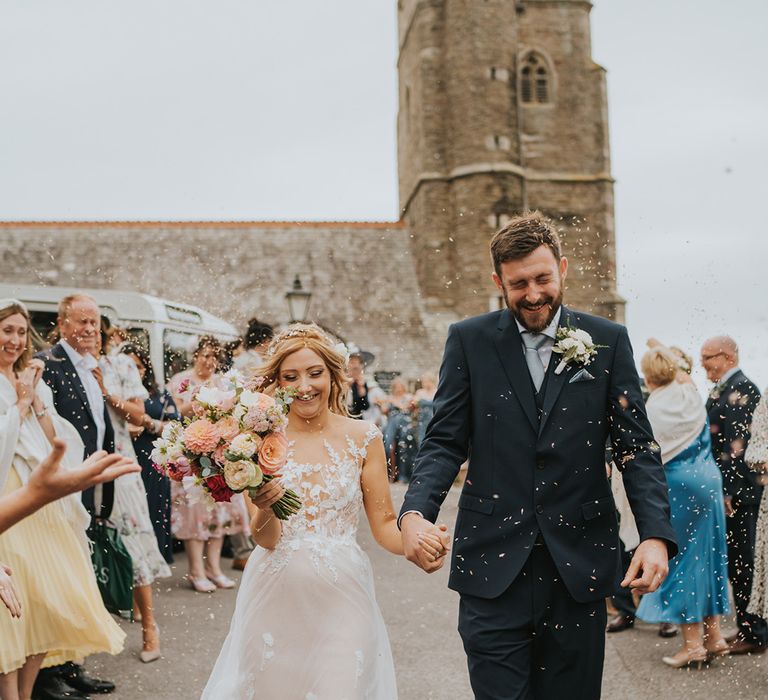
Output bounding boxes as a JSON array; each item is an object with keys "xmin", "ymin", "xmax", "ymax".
[{"xmin": 89, "ymin": 484, "xmax": 768, "ymax": 699}]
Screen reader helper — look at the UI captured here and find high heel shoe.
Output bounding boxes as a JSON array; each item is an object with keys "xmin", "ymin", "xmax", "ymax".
[
  {"xmin": 140, "ymin": 624, "xmax": 161, "ymax": 664},
  {"xmin": 661, "ymin": 646, "xmax": 708, "ymax": 669},
  {"xmin": 705, "ymin": 639, "xmax": 730, "ymax": 661},
  {"xmin": 188, "ymin": 575, "xmax": 217, "ymax": 593},
  {"xmin": 206, "ymin": 572, "xmax": 236, "ymax": 589}
]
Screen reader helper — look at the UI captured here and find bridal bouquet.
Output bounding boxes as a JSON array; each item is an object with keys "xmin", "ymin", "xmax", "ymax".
[{"xmin": 151, "ymin": 371, "xmax": 301, "ymax": 520}]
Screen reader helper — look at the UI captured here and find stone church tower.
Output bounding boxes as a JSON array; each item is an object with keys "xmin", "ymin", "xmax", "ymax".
[{"xmin": 397, "ymin": 0, "xmax": 624, "ymax": 321}]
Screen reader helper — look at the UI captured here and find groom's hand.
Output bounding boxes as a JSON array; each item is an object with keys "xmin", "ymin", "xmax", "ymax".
[
  {"xmin": 401, "ymin": 513, "xmax": 451, "ymax": 574},
  {"xmin": 620, "ymin": 538, "xmax": 669, "ymax": 594}
]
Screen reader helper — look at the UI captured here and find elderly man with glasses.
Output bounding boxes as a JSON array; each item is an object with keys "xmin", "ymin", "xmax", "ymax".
[{"xmin": 702, "ymin": 335, "xmax": 768, "ymax": 655}]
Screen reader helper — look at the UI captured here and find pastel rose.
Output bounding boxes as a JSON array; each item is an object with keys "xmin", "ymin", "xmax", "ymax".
[
  {"xmin": 223, "ymin": 460, "xmax": 262, "ymax": 491},
  {"xmin": 230, "ymin": 433, "xmax": 261, "ymax": 458},
  {"xmin": 184, "ymin": 419, "xmax": 221, "ymax": 454},
  {"xmin": 258, "ymin": 432, "xmax": 289, "ymax": 475}
]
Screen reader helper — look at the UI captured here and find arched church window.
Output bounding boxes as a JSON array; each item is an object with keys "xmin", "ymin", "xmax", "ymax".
[{"xmin": 520, "ymin": 52, "xmax": 551, "ymax": 104}]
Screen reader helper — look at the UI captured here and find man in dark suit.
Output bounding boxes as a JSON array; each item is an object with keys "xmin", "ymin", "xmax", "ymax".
[
  {"xmin": 400, "ymin": 212, "xmax": 677, "ymax": 699},
  {"xmin": 702, "ymin": 335, "xmax": 768, "ymax": 655},
  {"xmin": 35, "ymin": 294, "xmax": 117, "ymax": 700}
]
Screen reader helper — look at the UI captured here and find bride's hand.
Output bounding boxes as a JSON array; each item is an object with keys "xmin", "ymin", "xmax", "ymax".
[
  {"xmin": 416, "ymin": 524, "xmax": 451, "ymax": 562},
  {"xmin": 249, "ymin": 478, "xmax": 285, "ymax": 511}
]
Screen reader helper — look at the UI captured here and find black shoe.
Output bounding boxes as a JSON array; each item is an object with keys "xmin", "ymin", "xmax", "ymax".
[
  {"xmin": 61, "ymin": 664, "xmax": 115, "ymax": 695},
  {"xmin": 606, "ymin": 614, "xmax": 635, "ymax": 633},
  {"xmin": 32, "ymin": 675, "xmax": 90, "ymax": 700},
  {"xmin": 658, "ymin": 622, "xmax": 679, "ymax": 638}
]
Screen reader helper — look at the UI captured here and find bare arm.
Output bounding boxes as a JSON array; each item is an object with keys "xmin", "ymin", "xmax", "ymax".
[
  {"xmin": 0, "ymin": 439, "xmax": 139, "ymax": 535},
  {"xmin": 361, "ymin": 435, "xmax": 404, "ymax": 554}
]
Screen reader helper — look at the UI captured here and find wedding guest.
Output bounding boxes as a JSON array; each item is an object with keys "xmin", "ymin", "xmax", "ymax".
[
  {"xmin": 36, "ymin": 294, "xmax": 119, "ymax": 699},
  {"xmin": 0, "ymin": 299, "xmax": 124, "ymax": 700},
  {"xmin": 121, "ymin": 343, "xmax": 177, "ymax": 564},
  {"xmin": 702, "ymin": 335, "xmax": 768, "ymax": 654},
  {"xmin": 382, "ymin": 377, "xmax": 417, "ymax": 483},
  {"xmin": 348, "ymin": 352, "xmax": 371, "ymax": 419},
  {"xmin": 233, "ymin": 317, "xmax": 274, "ymax": 374},
  {"xmin": 0, "ymin": 440, "xmax": 138, "ymax": 537},
  {"xmin": 636, "ymin": 347, "xmax": 730, "ymax": 668},
  {"xmin": 168, "ymin": 336, "xmax": 249, "ymax": 592},
  {"xmin": 97, "ymin": 328, "xmax": 171, "ymax": 662},
  {"xmin": 747, "ymin": 389, "xmax": 768, "ymax": 622},
  {"xmin": 413, "ymin": 371, "xmax": 437, "ymax": 444}
]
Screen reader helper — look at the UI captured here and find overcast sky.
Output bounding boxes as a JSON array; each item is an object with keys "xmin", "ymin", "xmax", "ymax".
[{"xmin": 1, "ymin": 0, "xmax": 766, "ymax": 390}]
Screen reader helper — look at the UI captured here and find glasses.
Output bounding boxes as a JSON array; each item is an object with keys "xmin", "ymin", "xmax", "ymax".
[{"xmin": 700, "ymin": 352, "xmax": 725, "ymax": 362}]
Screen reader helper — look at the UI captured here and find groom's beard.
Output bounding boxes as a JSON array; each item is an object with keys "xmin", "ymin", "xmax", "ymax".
[{"xmin": 508, "ymin": 287, "xmax": 563, "ymax": 333}]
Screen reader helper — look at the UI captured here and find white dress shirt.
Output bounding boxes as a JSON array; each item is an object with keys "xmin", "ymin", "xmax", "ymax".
[
  {"xmin": 60, "ymin": 339, "xmax": 107, "ymax": 450},
  {"xmin": 514, "ymin": 307, "xmax": 562, "ymax": 371}
]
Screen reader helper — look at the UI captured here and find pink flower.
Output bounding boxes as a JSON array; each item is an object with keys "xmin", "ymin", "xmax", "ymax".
[
  {"xmin": 258, "ymin": 433, "xmax": 289, "ymax": 475},
  {"xmin": 213, "ymin": 443, "xmax": 228, "ymax": 465},
  {"xmin": 167, "ymin": 458, "xmax": 193, "ymax": 482},
  {"xmin": 184, "ymin": 419, "xmax": 221, "ymax": 454},
  {"xmin": 217, "ymin": 415, "xmax": 240, "ymax": 441}
]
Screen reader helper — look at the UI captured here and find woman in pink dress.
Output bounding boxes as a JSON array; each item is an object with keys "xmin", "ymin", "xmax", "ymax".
[{"xmin": 167, "ymin": 335, "xmax": 249, "ymax": 593}]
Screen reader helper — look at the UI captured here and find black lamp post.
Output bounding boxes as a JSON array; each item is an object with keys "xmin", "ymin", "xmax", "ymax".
[{"xmin": 285, "ymin": 274, "xmax": 312, "ymax": 323}]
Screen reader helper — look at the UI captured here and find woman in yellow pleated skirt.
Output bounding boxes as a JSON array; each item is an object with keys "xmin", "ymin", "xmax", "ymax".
[{"xmin": 0, "ymin": 469, "xmax": 125, "ymax": 687}]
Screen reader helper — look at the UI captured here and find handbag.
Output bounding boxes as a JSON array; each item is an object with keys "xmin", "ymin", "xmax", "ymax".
[{"xmin": 87, "ymin": 518, "xmax": 134, "ymax": 618}]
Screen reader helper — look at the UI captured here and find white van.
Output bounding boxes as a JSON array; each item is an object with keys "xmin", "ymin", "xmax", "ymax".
[{"xmin": 0, "ymin": 283, "xmax": 239, "ymax": 387}]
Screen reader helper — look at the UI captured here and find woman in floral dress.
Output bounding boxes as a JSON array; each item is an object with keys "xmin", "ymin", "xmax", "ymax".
[
  {"xmin": 167, "ymin": 335, "xmax": 249, "ymax": 593},
  {"xmin": 96, "ymin": 328, "xmax": 171, "ymax": 663}
]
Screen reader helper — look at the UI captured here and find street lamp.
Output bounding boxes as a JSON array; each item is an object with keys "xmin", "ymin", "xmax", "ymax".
[{"xmin": 285, "ymin": 274, "xmax": 312, "ymax": 323}]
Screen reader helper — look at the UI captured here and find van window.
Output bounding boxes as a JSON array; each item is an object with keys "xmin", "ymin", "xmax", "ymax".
[
  {"xmin": 125, "ymin": 327, "xmax": 150, "ymax": 351},
  {"xmin": 164, "ymin": 329, "xmax": 197, "ymax": 381}
]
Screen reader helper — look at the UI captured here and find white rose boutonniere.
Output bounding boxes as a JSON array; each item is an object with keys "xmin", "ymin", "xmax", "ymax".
[{"xmin": 552, "ymin": 326, "xmax": 606, "ymax": 375}]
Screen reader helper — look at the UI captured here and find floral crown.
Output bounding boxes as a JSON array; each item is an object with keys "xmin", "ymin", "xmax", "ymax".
[{"xmin": 266, "ymin": 325, "xmax": 350, "ymax": 364}]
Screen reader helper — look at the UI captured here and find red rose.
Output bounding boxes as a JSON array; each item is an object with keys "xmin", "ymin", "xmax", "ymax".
[{"xmin": 206, "ymin": 475, "xmax": 234, "ymax": 503}]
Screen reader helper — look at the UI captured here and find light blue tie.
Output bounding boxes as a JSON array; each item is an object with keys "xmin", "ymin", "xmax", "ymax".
[{"xmin": 521, "ymin": 332, "xmax": 547, "ymax": 392}]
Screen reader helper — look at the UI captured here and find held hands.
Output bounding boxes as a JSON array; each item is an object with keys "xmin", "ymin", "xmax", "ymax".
[
  {"xmin": 620, "ymin": 538, "xmax": 669, "ymax": 595},
  {"xmin": 14, "ymin": 360, "xmax": 44, "ymax": 414},
  {"xmin": 0, "ymin": 563, "xmax": 22, "ymax": 618},
  {"xmin": 401, "ymin": 513, "xmax": 452, "ymax": 574}
]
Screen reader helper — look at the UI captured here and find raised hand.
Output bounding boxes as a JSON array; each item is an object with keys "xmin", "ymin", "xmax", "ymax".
[
  {"xmin": 620, "ymin": 537, "xmax": 669, "ymax": 594},
  {"xmin": 28, "ymin": 438, "xmax": 139, "ymax": 502},
  {"xmin": 401, "ymin": 513, "xmax": 452, "ymax": 574},
  {"xmin": 0, "ymin": 563, "xmax": 22, "ymax": 618}
]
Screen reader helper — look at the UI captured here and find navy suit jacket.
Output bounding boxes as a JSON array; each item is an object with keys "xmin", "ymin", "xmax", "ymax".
[
  {"xmin": 706, "ymin": 369, "xmax": 762, "ymax": 506},
  {"xmin": 38, "ymin": 342, "xmax": 116, "ymax": 517},
  {"xmin": 400, "ymin": 306, "xmax": 677, "ymax": 602}
]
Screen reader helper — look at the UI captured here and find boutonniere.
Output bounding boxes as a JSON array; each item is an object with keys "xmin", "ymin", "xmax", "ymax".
[{"xmin": 552, "ymin": 326, "xmax": 606, "ymax": 375}]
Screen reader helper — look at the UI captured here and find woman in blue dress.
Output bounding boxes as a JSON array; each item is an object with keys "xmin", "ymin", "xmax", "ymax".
[
  {"xmin": 121, "ymin": 343, "xmax": 179, "ymax": 565},
  {"xmin": 636, "ymin": 346, "xmax": 730, "ymax": 668}
]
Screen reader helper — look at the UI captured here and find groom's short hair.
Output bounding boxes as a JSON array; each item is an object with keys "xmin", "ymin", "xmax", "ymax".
[{"xmin": 490, "ymin": 211, "xmax": 562, "ymax": 276}]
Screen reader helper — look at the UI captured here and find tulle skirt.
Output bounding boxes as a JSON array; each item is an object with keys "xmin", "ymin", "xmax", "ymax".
[{"xmin": 202, "ymin": 536, "xmax": 397, "ymax": 699}]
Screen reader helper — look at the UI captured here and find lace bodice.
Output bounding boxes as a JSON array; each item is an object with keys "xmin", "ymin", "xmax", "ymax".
[{"xmin": 258, "ymin": 424, "xmax": 380, "ymax": 578}]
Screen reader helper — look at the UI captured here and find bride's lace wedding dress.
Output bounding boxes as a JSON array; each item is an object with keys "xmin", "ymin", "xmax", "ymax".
[{"xmin": 201, "ymin": 424, "xmax": 397, "ymax": 699}]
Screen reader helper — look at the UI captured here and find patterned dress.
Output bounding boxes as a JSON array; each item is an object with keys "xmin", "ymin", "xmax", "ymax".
[
  {"xmin": 747, "ymin": 390, "xmax": 768, "ymax": 618},
  {"xmin": 100, "ymin": 352, "xmax": 171, "ymax": 587},
  {"xmin": 202, "ymin": 423, "xmax": 397, "ymax": 699}
]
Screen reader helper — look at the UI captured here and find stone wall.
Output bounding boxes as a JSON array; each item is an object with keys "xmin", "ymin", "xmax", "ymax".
[{"xmin": 0, "ymin": 222, "xmax": 448, "ymax": 379}]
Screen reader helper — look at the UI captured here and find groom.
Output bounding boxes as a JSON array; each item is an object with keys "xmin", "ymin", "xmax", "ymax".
[{"xmin": 400, "ymin": 212, "xmax": 677, "ymax": 699}]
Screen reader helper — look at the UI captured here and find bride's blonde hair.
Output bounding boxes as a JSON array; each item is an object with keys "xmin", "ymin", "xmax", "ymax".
[{"xmin": 257, "ymin": 323, "xmax": 350, "ymax": 417}]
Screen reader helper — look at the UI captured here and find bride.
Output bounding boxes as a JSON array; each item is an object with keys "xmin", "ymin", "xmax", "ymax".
[{"xmin": 201, "ymin": 324, "xmax": 446, "ymax": 699}]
